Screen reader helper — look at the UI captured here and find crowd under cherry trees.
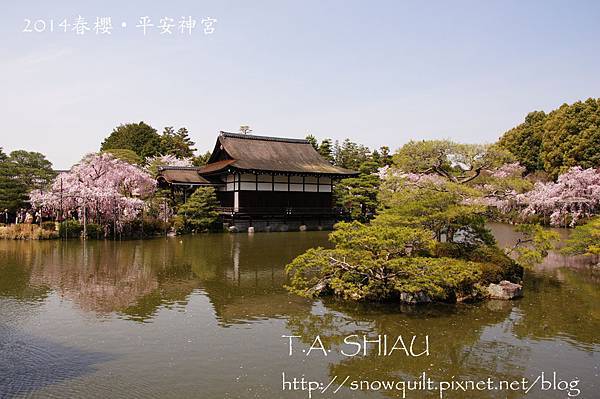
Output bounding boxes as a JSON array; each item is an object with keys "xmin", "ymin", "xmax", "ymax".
[{"xmin": 30, "ymin": 153, "xmax": 156, "ymax": 231}]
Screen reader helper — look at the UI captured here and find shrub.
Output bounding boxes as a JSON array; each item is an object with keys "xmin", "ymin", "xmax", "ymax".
[
  {"xmin": 86, "ymin": 223, "xmax": 103, "ymax": 239},
  {"xmin": 285, "ymin": 222, "xmax": 517, "ymax": 303},
  {"xmin": 562, "ymin": 217, "xmax": 600, "ymax": 256},
  {"xmin": 177, "ymin": 187, "xmax": 220, "ymax": 232},
  {"xmin": 173, "ymin": 215, "xmax": 185, "ymax": 232},
  {"xmin": 141, "ymin": 218, "xmax": 169, "ymax": 236},
  {"xmin": 59, "ymin": 220, "xmax": 82, "ymax": 238},
  {"xmin": 286, "ymin": 246, "xmax": 484, "ymax": 302},
  {"xmin": 98, "ymin": 218, "xmax": 170, "ymax": 239},
  {"xmin": 41, "ymin": 221, "xmax": 57, "ymax": 231},
  {"xmin": 435, "ymin": 242, "xmax": 523, "ymax": 284}
]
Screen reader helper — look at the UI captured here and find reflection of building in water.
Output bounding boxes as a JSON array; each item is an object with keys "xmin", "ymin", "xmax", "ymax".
[{"xmin": 187, "ymin": 233, "xmax": 323, "ymax": 325}]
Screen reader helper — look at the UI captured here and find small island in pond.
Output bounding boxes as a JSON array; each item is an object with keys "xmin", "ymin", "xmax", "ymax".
[{"xmin": 1, "ymin": 99, "xmax": 599, "ymax": 305}]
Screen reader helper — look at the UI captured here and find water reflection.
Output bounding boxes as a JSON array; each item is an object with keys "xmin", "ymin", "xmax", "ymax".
[
  {"xmin": 287, "ymin": 300, "xmax": 529, "ymax": 398},
  {"xmin": 0, "ymin": 233, "xmax": 327, "ymax": 324},
  {"xmin": 0, "ymin": 228, "xmax": 598, "ymax": 398}
]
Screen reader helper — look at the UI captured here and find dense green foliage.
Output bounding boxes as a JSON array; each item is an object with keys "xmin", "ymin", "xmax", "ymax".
[
  {"xmin": 334, "ymin": 161, "xmax": 381, "ymax": 222},
  {"xmin": 0, "ymin": 148, "xmax": 26, "ymax": 211},
  {"xmin": 286, "ymin": 220, "xmax": 519, "ymax": 303},
  {"xmin": 377, "ymin": 178, "xmax": 492, "ymax": 243},
  {"xmin": 499, "ymin": 98, "xmax": 600, "ymax": 178},
  {"xmin": 287, "ymin": 178, "xmax": 523, "ymax": 303},
  {"xmin": 505, "ymin": 224, "xmax": 560, "ymax": 267},
  {"xmin": 102, "ymin": 148, "xmax": 143, "ymax": 165},
  {"xmin": 59, "ymin": 220, "xmax": 83, "ymax": 238},
  {"xmin": 161, "ymin": 127, "xmax": 196, "ymax": 159},
  {"xmin": 192, "ymin": 151, "xmax": 212, "ymax": 167},
  {"xmin": 317, "ymin": 138, "xmax": 334, "ymax": 163},
  {"xmin": 562, "ymin": 217, "xmax": 600, "ymax": 256},
  {"xmin": 101, "ymin": 121, "xmax": 163, "ymax": 159},
  {"xmin": 176, "ymin": 187, "xmax": 220, "ymax": 232},
  {"xmin": 0, "ymin": 149, "xmax": 55, "ymax": 212},
  {"xmin": 498, "ymin": 111, "xmax": 546, "ymax": 173},
  {"xmin": 8, "ymin": 150, "xmax": 55, "ymax": 192},
  {"xmin": 305, "ymin": 135, "xmax": 391, "ymax": 170},
  {"xmin": 305, "ymin": 135, "xmax": 393, "ymax": 221},
  {"xmin": 393, "ymin": 140, "xmax": 514, "ymax": 184},
  {"xmin": 333, "ymin": 139, "xmax": 373, "ymax": 170},
  {"xmin": 101, "ymin": 122, "xmax": 199, "ymax": 162}
]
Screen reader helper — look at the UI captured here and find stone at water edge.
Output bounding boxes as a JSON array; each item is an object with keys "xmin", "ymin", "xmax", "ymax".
[
  {"xmin": 487, "ymin": 280, "xmax": 523, "ymax": 300},
  {"xmin": 400, "ymin": 292, "xmax": 432, "ymax": 304},
  {"xmin": 299, "ymin": 225, "xmax": 307, "ymax": 231},
  {"xmin": 247, "ymin": 226, "xmax": 255, "ymax": 234},
  {"xmin": 228, "ymin": 226, "xmax": 239, "ymax": 233}
]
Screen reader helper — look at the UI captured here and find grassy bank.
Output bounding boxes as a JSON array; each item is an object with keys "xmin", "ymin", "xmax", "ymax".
[{"xmin": 0, "ymin": 224, "xmax": 58, "ymax": 240}]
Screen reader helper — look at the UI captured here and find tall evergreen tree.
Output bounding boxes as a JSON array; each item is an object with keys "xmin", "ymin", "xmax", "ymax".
[
  {"xmin": 305, "ymin": 134, "xmax": 318, "ymax": 150},
  {"xmin": 0, "ymin": 148, "xmax": 27, "ymax": 211},
  {"xmin": 318, "ymin": 139, "xmax": 334, "ymax": 163},
  {"xmin": 9, "ymin": 150, "xmax": 56, "ymax": 192},
  {"xmin": 499, "ymin": 98, "xmax": 600, "ymax": 178},
  {"xmin": 176, "ymin": 187, "xmax": 220, "ymax": 232},
  {"xmin": 101, "ymin": 121, "xmax": 163, "ymax": 159},
  {"xmin": 161, "ymin": 126, "xmax": 196, "ymax": 159},
  {"xmin": 333, "ymin": 139, "xmax": 371, "ymax": 170},
  {"xmin": 335, "ymin": 160, "xmax": 381, "ymax": 222}
]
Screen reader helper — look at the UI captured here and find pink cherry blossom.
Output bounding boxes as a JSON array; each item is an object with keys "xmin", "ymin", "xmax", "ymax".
[
  {"xmin": 145, "ymin": 155, "xmax": 193, "ymax": 168},
  {"xmin": 30, "ymin": 153, "xmax": 156, "ymax": 228},
  {"xmin": 517, "ymin": 167, "xmax": 600, "ymax": 226}
]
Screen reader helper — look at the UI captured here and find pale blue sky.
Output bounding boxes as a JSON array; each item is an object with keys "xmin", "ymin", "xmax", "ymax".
[{"xmin": 2, "ymin": 0, "xmax": 600, "ymax": 168}]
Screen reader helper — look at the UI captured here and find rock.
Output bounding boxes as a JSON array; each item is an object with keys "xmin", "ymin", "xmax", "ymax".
[
  {"xmin": 228, "ymin": 226, "xmax": 239, "ymax": 233},
  {"xmin": 400, "ymin": 291, "xmax": 432, "ymax": 304},
  {"xmin": 307, "ymin": 279, "xmax": 329, "ymax": 296},
  {"xmin": 456, "ymin": 290, "xmax": 479, "ymax": 302},
  {"xmin": 487, "ymin": 280, "xmax": 523, "ymax": 300},
  {"xmin": 299, "ymin": 225, "xmax": 307, "ymax": 231},
  {"xmin": 279, "ymin": 224, "xmax": 289, "ymax": 232},
  {"xmin": 247, "ymin": 226, "xmax": 255, "ymax": 234}
]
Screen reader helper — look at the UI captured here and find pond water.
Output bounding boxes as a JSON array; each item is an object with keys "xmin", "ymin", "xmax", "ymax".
[{"xmin": 0, "ymin": 226, "xmax": 598, "ymax": 398}]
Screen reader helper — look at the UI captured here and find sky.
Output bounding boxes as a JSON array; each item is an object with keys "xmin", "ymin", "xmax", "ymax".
[{"xmin": 1, "ymin": 0, "xmax": 600, "ymax": 169}]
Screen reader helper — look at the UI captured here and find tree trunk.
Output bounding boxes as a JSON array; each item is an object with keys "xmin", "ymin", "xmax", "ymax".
[{"xmin": 83, "ymin": 202, "xmax": 87, "ymax": 239}]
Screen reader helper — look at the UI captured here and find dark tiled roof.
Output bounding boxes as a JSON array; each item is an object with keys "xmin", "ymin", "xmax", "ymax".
[
  {"xmin": 158, "ymin": 167, "xmax": 212, "ymax": 185},
  {"xmin": 203, "ymin": 132, "xmax": 358, "ymax": 176},
  {"xmin": 198, "ymin": 159, "xmax": 236, "ymax": 174}
]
